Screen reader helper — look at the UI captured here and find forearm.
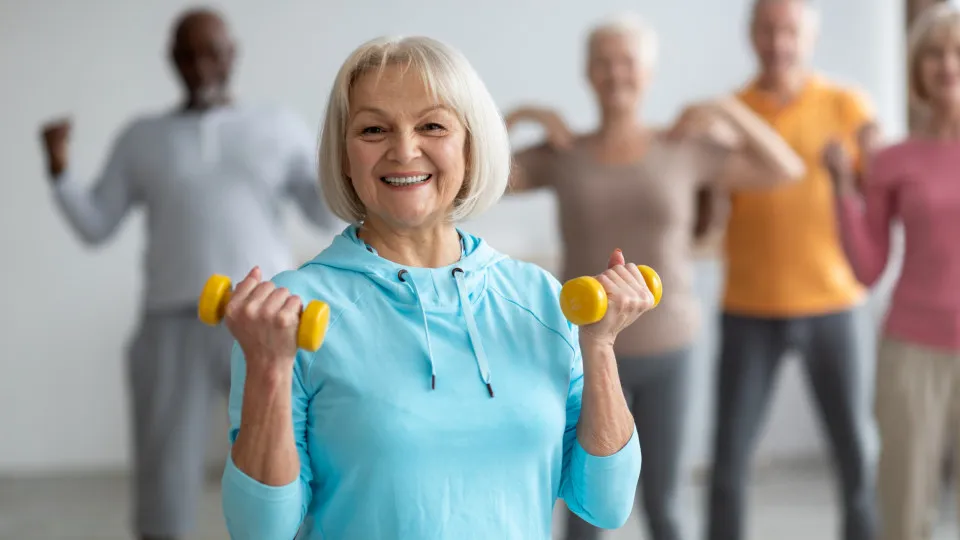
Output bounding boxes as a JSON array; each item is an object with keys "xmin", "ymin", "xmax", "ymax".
[
  {"xmin": 576, "ymin": 341, "xmax": 634, "ymax": 456},
  {"xmin": 716, "ymin": 98, "xmax": 805, "ymax": 179},
  {"xmin": 231, "ymin": 365, "xmax": 300, "ymax": 486},
  {"xmin": 52, "ymin": 172, "xmax": 122, "ymax": 245}
]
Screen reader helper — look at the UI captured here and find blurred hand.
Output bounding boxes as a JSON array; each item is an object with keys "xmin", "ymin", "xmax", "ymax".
[
  {"xmin": 508, "ymin": 107, "xmax": 574, "ymax": 150},
  {"xmin": 667, "ymin": 102, "xmax": 743, "ymax": 149},
  {"xmin": 579, "ymin": 249, "xmax": 656, "ymax": 350},
  {"xmin": 822, "ymin": 139, "xmax": 856, "ymax": 194},
  {"xmin": 40, "ymin": 118, "xmax": 71, "ymax": 178},
  {"xmin": 224, "ymin": 267, "xmax": 302, "ymax": 377}
]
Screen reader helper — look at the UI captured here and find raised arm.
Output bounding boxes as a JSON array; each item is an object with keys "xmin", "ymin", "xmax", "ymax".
[
  {"xmin": 559, "ymin": 249, "xmax": 649, "ymax": 529},
  {"xmin": 671, "ymin": 97, "xmax": 806, "ymax": 190},
  {"xmin": 504, "ymin": 106, "xmax": 571, "ymax": 193},
  {"xmin": 281, "ymin": 112, "xmax": 338, "ymax": 230},
  {"xmin": 41, "ymin": 119, "xmax": 139, "ymax": 245},
  {"xmin": 827, "ymin": 133, "xmax": 894, "ymax": 287},
  {"xmin": 221, "ymin": 268, "xmax": 316, "ymax": 539}
]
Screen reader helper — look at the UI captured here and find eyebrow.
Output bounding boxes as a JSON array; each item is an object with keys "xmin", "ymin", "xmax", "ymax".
[{"xmin": 352, "ymin": 104, "xmax": 451, "ymax": 117}]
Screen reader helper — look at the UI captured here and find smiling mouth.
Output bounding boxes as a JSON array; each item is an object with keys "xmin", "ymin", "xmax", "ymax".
[{"xmin": 380, "ymin": 174, "xmax": 432, "ymax": 187}]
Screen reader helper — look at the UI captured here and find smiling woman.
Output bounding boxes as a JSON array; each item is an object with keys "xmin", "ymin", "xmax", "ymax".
[{"xmin": 216, "ymin": 35, "xmax": 657, "ymax": 540}]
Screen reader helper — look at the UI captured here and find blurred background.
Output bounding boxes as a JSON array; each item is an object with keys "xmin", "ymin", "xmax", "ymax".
[{"xmin": 0, "ymin": 0, "xmax": 929, "ymax": 538}]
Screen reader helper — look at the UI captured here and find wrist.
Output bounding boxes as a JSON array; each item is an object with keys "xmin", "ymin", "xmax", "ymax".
[
  {"xmin": 578, "ymin": 333, "xmax": 615, "ymax": 356},
  {"xmin": 244, "ymin": 360, "xmax": 294, "ymax": 392}
]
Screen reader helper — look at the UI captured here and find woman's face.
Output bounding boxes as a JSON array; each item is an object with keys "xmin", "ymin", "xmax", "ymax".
[
  {"xmin": 587, "ymin": 32, "xmax": 648, "ymax": 114},
  {"xmin": 918, "ymin": 25, "xmax": 960, "ymax": 110},
  {"xmin": 344, "ymin": 64, "xmax": 468, "ymax": 231}
]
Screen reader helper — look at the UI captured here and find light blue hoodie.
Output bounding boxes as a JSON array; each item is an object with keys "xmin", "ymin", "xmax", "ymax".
[{"xmin": 221, "ymin": 225, "xmax": 642, "ymax": 540}]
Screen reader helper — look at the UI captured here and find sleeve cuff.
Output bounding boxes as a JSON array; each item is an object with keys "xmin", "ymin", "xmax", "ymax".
[
  {"xmin": 572, "ymin": 426, "xmax": 642, "ymax": 474},
  {"xmin": 223, "ymin": 453, "xmax": 302, "ymax": 502}
]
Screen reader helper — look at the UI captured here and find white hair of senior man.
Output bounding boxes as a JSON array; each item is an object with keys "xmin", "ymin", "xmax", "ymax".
[
  {"xmin": 587, "ymin": 13, "xmax": 659, "ymax": 69},
  {"xmin": 318, "ymin": 35, "xmax": 511, "ymax": 224}
]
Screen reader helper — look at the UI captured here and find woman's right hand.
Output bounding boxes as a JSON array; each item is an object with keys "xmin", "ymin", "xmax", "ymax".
[
  {"xmin": 506, "ymin": 107, "xmax": 573, "ymax": 150},
  {"xmin": 224, "ymin": 267, "xmax": 303, "ymax": 375}
]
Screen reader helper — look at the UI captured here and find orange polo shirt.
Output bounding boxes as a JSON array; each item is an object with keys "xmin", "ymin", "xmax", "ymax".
[{"xmin": 722, "ymin": 74, "xmax": 874, "ymax": 317}]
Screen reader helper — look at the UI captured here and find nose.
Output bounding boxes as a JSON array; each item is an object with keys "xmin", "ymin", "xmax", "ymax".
[{"xmin": 387, "ymin": 131, "xmax": 421, "ymax": 164}]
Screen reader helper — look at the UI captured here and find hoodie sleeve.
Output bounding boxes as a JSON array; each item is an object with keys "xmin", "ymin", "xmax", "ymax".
[
  {"xmin": 558, "ymin": 326, "xmax": 642, "ymax": 529},
  {"xmin": 221, "ymin": 342, "xmax": 315, "ymax": 539}
]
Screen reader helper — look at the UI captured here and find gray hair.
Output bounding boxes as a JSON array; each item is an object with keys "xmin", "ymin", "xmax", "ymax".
[
  {"xmin": 318, "ymin": 36, "xmax": 511, "ymax": 224},
  {"xmin": 587, "ymin": 13, "xmax": 659, "ymax": 69}
]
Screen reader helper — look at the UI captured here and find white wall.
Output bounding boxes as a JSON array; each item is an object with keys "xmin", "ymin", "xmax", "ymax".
[{"xmin": 0, "ymin": 0, "xmax": 904, "ymax": 474}]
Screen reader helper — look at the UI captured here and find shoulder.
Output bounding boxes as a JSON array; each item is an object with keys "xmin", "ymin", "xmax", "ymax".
[
  {"xmin": 867, "ymin": 139, "xmax": 917, "ymax": 184},
  {"xmin": 817, "ymin": 77, "xmax": 874, "ymax": 122},
  {"xmin": 483, "ymin": 258, "xmax": 577, "ymax": 348},
  {"xmin": 269, "ymin": 264, "xmax": 370, "ymax": 332}
]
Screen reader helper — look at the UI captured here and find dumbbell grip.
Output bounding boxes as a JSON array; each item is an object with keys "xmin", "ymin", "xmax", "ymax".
[
  {"xmin": 559, "ymin": 264, "xmax": 662, "ymax": 327},
  {"xmin": 197, "ymin": 274, "xmax": 330, "ymax": 352}
]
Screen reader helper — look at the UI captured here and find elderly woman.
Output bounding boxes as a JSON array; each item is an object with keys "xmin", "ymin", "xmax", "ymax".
[
  {"xmin": 217, "ymin": 35, "xmax": 656, "ymax": 540},
  {"xmin": 827, "ymin": 4, "xmax": 960, "ymax": 538},
  {"xmin": 504, "ymin": 14, "xmax": 805, "ymax": 540}
]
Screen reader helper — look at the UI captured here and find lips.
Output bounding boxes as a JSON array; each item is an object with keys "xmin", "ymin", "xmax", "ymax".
[{"xmin": 380, "ymin": 174, "xmax": 432, "ymax": 186}]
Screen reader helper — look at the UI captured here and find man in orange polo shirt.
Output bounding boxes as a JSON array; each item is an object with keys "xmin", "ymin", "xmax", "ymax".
[{"xmin": 706, "ymin": 1, "xmax": 878, "ymax": 539}]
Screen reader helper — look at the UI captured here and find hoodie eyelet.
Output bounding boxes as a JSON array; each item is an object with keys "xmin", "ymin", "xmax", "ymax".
[
  {"xmin": 398, "ymin": 269, "xmax": 409, "ymax": 282},
  {"xmin": 451, "ymin": 267, "xmax": 464, "ymax": 277}
]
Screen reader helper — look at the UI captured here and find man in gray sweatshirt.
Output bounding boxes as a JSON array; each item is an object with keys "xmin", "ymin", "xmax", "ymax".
[{"xmin": 39, "ymin": 8, "xmax": 336, "ymax": 540}]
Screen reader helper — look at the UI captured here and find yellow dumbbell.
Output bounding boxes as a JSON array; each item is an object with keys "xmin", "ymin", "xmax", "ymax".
[
  {"xmin": 197, "ymin": 274, "xmax": 331, "ymax": 352},
  {"xmin": 559, "ymin": 265, "xmax": 663, "ymax": 326}
]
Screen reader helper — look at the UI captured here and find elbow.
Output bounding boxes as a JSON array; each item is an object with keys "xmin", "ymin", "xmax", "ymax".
[{"xmin": 221, "ymin": 457, "xmax": 306, "ymax": 540}]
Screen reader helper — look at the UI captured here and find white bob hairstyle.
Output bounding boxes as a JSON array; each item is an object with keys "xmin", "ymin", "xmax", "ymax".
[
  {"xmin": 907, "ymin": 2, "xmax": 960, "ymax": 103},
  {"xmin": 318, "ymin": 36, "xmax": 512, "ymax": 224},
  {"xmin": 586, "ymin": 12, "xmax": 659, "ymax": 69}
]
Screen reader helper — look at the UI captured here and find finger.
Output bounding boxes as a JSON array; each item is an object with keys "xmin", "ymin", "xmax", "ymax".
[
  {"xmin": 262, "ymin": 287, "xmax": 291, "ymax": 315},
  {"xmin": 624, "ymin": 263, "xmax": 654, "ymax": 304},
  {"xmin": 231, "ymin": 268, "xmax": 262, "ymax": 302},
  {"xmin": 277, "ymin": 296, "xmax": 304, "ymax": 328},
  {"xmin": 608, "ymin": 248, "xmax": 625, "ymax": 269},
  {"xmin": 247, "ymin": 281, "xmax": 276, "ymax": 308}
]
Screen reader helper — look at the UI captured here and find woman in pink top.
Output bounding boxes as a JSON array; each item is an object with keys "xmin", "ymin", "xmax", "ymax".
[
  {"xmin": 829, "ymin": 4, "xmax": 960, "ymax": 538},
  {"xmin": 504, "ymin": 13, "xmax": 805, "ymax": 540}
]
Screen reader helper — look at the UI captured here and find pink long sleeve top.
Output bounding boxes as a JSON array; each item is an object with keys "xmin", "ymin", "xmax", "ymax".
[{"xmin": 836, "ymin": 138, "xmax": 960, "ymax": 352}]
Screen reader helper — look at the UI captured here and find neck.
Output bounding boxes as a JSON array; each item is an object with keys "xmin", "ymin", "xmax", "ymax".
[
  {"xmin": 924, "ymin": 104, "xmax": 960, "ymax": 139},
  {"xmin": 358, "ymin": 219, "xmax": 462, "ymax": 268},
  {"xmin": 183, "ymin": 93, "xmax": 232, "ymax": 112},
  {"xmin": 597, "ymin": 108, "xmax": 643, "ymax": 140},
  {"xmin": 754, "ymin": 68, "xmax": 808, "ymax": 103}
]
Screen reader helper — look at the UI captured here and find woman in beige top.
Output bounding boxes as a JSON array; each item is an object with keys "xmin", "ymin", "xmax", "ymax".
[{"xmin": 505, "ymin": 14, "xmax": 805, "ymax": 540}]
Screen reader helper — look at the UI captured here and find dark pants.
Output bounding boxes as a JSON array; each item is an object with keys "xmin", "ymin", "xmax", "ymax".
[
  {"xmin": 565, "ymin": 347, "xmax": 693, "ymax": 540},
  {"xmin": 706, "ymin": 309, "xmax": 877, "ymax": 540}
]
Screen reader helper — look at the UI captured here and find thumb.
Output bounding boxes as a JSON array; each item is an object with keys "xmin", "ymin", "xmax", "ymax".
[{"xmin": 608, "ymin": 248, "xmax": 625, "ymax": 269}]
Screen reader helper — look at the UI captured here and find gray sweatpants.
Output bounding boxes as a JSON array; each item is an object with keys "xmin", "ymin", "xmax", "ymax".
[
  {"xmin": 126, "ymin": 309, "xmax": 234, "ymax": 537},
  {"xmin": 565, "ymin": 347, "xmax": 693, "ymax": 540},
  {"xmin": 706, "ymin": 309, "xmax": 877, "ymax": 540}
]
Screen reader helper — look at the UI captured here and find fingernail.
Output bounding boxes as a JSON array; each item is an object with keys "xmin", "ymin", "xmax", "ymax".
[{"xmin": 615, "ymin": 248, "xmax": 622, "ymax": 254}]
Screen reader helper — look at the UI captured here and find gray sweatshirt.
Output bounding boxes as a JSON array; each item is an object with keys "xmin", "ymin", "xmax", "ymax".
[{"xmin": 52, "ymin": 104, "xmax": 338, "ymax": 311}]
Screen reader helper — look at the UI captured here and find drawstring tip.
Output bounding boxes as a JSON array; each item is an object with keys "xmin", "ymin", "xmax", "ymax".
[
  {"xmin": 431, "ymin": 375, "xmax": 436, "ymax": 390},
  {"xmin": 486, "ymin": 383, "xmax": 495, "ymax": 398}
]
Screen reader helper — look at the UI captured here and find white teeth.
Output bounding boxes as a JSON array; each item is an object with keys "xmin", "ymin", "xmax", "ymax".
[{"xmin": 381, "ymin": 174, "xmax": 430, "ymax": 186}]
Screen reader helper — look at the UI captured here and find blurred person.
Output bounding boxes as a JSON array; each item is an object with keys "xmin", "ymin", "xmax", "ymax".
[
  {"xmin": 705, "ymin": 1, "xmax": 879, "ymax": 539},
  {"xmin": 827, "ymin": 4, "xmax": 960, "ymax": 539},
  {"xmin": 37, "ymin": 8, "xmax": 336, "ymax": 540},
  {"xmin": 505, "ymin": 13, "xmax": 805, "ymax": 540},
  {"xmin": 219, "ymin": 34, "xmax": 652, "ymax": 540}
]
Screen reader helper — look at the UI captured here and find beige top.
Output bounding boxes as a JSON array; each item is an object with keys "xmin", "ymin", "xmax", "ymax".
[{"xmin": 513, "ymin": 135, "xmax": 727, "ymax": 357}]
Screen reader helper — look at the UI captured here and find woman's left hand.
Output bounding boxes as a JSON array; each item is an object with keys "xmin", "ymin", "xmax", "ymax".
[{"xmin": 579, "ymin": 249, "xmax": 657, "ymax": 349}]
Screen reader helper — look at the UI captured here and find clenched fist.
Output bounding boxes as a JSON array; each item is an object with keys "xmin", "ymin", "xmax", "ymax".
[
  {"xmin": 224, "ymin": 267, "xmax": 304, "ymax": 375},
  {"xmin": 579, "ymin": 249, "xmax": 657, "ymax": 349},
  {"xmin": 40, "ymin": 118, "xmax": 71, "ymax": 178}
]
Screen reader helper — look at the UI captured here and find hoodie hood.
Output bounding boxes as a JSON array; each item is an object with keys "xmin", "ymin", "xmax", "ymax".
[{"xmin": 303, "ymin": 224, "xmax": 508, "ymax": 396}]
